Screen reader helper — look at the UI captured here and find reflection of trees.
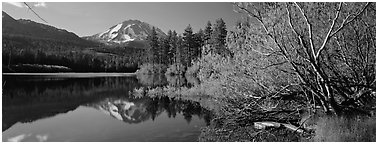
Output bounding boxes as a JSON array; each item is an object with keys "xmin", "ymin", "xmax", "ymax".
[
  {"xmin": 87, "ymin": 97, "xmax": 152, "ymax": 124},
  {"xmin": 136, "ymin": 71, "xmax": 202, "ymax": 89},
  {"xmin": 3, "ymin": 75, "xmax": 213, "ymax": 132},
  {"xmin": 2, "ymin": 76, "xmax": 140, "ymax": 131},
  {"xmin": 3, "ymin": 76, "xmax": 140, "ymax": 103},
  {"xmin": 136, "ymin": 74, "xmax": 168, "ymax": 87},
  {"xmin": 145, "ymin": 96, "xmax": 212, "ymax": 125},
  {"xmin": 89, "ymin": 96, "xmax": 212, "ymax": 125}
]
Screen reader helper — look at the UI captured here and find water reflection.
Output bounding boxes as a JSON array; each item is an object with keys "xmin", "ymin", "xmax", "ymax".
[
  {"xmin": 136, "ymin": 74, "xmax": 168, "ymax": 87},
  {"xmin": 2, "ymin": 76, "xmax": 138, "ymax": 131},
  {"xmin": 86, "ymin": 96, "xmax": 212, "ymax": 124},
  {"xmin": 139, "ymin": 73, "xmax": 200, "ymax": 88},
  {"xmin": 2, "ymin": 75, "xmax": 212, "ymax": 142}
]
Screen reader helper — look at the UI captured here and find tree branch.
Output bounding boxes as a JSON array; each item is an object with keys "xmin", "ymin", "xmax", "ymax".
[
  {"xmin": 316, "ymin": 2, "xmax": 371, "ymax": 59},
  {"xmin": 329, "ymin": 2, "xmax": 371, "ymax": 38},
  {"xmin": 315, "ymin": 2, "xmax": 342, "ymax": 61},
  {"xmin": 294, "ymin": 2, "xmax": 316, "ymax": 60},
  {"xmin": 234, "ymin": 3, "xmax": 272, "ymax": 38},
  {"xmin": 259, "ymin": 61, "xmax": 288, "ymax": 69},
  {"xmin": 245, "ymin": 43, "xmax": 276, "ymax": 56},
  {"xmin": 285, "ymin": 3, "xmax": 311, "ymax": 61}
]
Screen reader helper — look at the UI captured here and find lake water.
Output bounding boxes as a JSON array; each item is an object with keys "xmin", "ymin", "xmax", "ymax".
[{"xmin": 2, "ymin": 74, "xmax": 212, "ymax": 142}]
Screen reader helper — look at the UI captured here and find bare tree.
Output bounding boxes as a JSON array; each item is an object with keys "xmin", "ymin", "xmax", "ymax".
[{"xmin": 233, "ymin": 2, "xmax": 375, "ymax": 115}]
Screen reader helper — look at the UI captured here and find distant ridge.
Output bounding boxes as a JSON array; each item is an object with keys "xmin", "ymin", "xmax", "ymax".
[{"xmin": 2, "ymin": 11, "xmax": 97, "ymax": 46}]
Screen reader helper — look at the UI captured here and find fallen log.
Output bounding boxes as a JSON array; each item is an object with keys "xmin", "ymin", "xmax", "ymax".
[{"xmin": 254, "ymin": 121, "xmax": 304, "ymax": 133}]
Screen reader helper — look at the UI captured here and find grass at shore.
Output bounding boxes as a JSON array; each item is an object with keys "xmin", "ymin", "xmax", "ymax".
[
  {"xmin": 197, "ymin": 95, "xmax": 376, "ymax": 142},
  {"xmin": 133, "ymin": 73, "xmax": 376, "ymax": 142},
  {"xmin": 313, "ymin": 115, "xmax": 376, "ymax": 142}
]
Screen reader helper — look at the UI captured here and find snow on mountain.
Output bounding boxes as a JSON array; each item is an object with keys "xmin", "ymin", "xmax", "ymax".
[
  {"xmin": 109, "ymin": 23, "xmax": 123, "ymax": 40},
  {"xmin": 84, "ymin": 19, "xmax": 166, "ymax": 45},
  {"xmin": 86, "ymin": 98, "xmax": 153, "ymax": 124}
]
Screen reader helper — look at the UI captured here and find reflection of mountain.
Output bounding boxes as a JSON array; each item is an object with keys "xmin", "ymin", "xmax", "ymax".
[
  {"xmin": 86, "ymin": 96, "xmax": 213, "ymax": 125},
  {"xmin": 2, "ymin": 76, "xmax": 140, "ymax": 131},
  {"xmin": 87, "ymin": 97, "xmax": 154, "ymax": 124},
  {"xmin": 3, "ymin": 75, "xmax": 213, "ymax": 132}
]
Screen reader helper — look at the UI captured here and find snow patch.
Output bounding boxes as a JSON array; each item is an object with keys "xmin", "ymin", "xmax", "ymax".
[
  {"xmin": 109, "ymin": 103, "xmax": 123, "ymax": 121},
  {"xmin": 109, "ymin": 23, "xmax": 123, "ymax": 39},
  {"xmin": 123, "ymin": 113, "xmax": 135, "ymax": 121},
  {"xmin": 122, "ymin": 39, "xmax": 135, "ymax": 43},
  {"xmin": 98, "ymin": 106, "xmax": 110, "ymax": 115},
  {"xmin": 122, "ymin": 34, "xmax": 135, "ymax": 42},
  {"xmin": 110, "ymin": 33, "xmax": 118, "ymax": 40},
  {"xmin": 8, "ymin": 134, "xmax": 31, "ymax": 142},
  {"xmin": 110, "ymin": 23, "xmax": 123, "ymax": 34},
  {"xmin": 124, "ymin": 24, "xmax": 135, "ymax": 30},
  {"xmin": 99, "ymin": 29, "xmax": 110, "ymax": 37},
  {"xmin": 36, "ymin": 134, "xmax": 48, "ymax": 142},
  {"xmin": 123, "ymin": 101, "xmax": 135, "ymax": 110}
]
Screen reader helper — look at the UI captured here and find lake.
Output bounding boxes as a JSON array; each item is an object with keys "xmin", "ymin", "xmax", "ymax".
[{"xmin": 2, "ymin": 74, "xmax": 212, "ymax": 142}]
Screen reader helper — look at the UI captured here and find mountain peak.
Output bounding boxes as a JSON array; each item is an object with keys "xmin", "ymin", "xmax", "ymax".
[{"xmin": 84, "ymin": 19, "xmax": 166, "ymax": 45}]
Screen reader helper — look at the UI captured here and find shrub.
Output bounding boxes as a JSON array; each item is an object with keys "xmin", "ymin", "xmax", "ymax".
[
  {"xmin": 165, "ymin": 63, "xmax": 186, "ymax": 76},
  {"xmin": 136, "ymin": 74, "xmax": 167, "ymax": 87},
  {"xmin": 132, "ymin": 87, "xmax": 145, "ymax": 99},
  {"xmin": 166, "ymin": 74, "xmax": 186, "ymax": 87},
  {"xmin": 197, "ymin": 52, "xmax": 230, "ymax": 83},
  {"xmin": 185, "ymin": 61, "xmax": 200, "ymax": 76},
  {"xmin": 185, "ymin": 74, "xmax": 200, "ymax": 86},
  {"xmin": 136, "ymin": 63, "xmax": 167, "ymax": 75}
]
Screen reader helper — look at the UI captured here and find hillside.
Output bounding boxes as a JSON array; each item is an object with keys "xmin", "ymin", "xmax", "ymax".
[
  {"xmin": 2, "ymin": 11, "xmax": 145, "ymax": 73},
  {"xmin": 2, "ymin": 11, "xmax": 96, "ymax": 47}
]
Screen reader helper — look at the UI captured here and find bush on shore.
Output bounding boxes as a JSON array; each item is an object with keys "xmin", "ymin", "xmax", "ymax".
[
  {"xmin": 136, "ymin": 63, "xmax": 167, "ymax": 75},
  {"xmin": 165, "ymin": 63, "xmax": 186, "ymax": 76}
]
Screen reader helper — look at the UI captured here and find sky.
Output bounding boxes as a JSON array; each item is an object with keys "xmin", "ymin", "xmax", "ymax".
[{"xmin": 2, "ymin": 2, "xmax": 243, "ymax": 37}]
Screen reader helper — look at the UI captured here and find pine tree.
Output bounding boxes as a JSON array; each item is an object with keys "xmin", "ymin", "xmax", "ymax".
[
  {"xmin": 176, "ymin": 36, "xmax": 184, "ymax": 65},
  {"xmin": 204, "ymin": 21, "xmax": 212, "ymax": 45},
  {"xmin": 166, "ymin": 30, "xmax": 173, "ymax": 64},
  {"xmin": 210, "ymin": 18, "xmax": 227, "ymax": 55},
  {"xmin": 160, "ymin": 33, "xmax": 170, "ymax": 65},
  {"xmin": 147, "ymin": 27, "xmax": 159, "ymax": 63},
  {"xmin": 183, "ymin": 25, "xmax": 195, "ymax": 67},
  {"xmin": 168, "ymin": 30, "xmax": 178, "ymax": 64},
  {"xmin": 194, "ymin": 29, "xmax": 205, "ymax": 58}
]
